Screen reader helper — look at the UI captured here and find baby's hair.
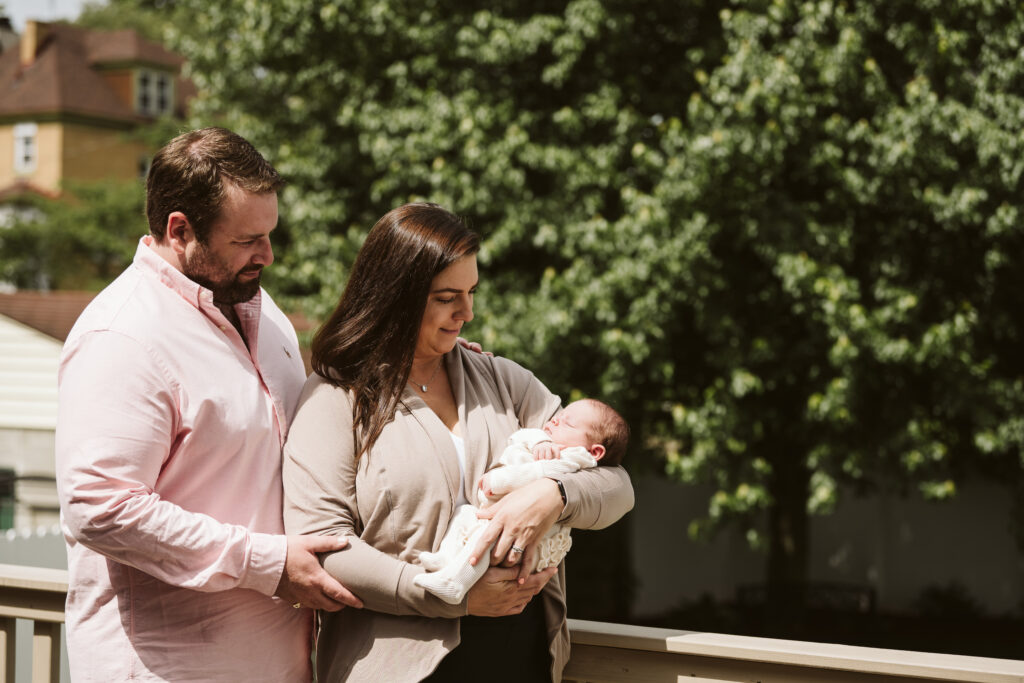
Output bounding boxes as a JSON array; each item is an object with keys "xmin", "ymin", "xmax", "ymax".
[{"xmin": 581, "ymin": 399, "xmax": 629, "ymax": 466}]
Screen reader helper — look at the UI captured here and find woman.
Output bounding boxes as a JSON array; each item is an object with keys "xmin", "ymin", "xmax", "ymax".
[{"xmin": 282, "ymin": 203, "xmax": 633, "ymax": 682}]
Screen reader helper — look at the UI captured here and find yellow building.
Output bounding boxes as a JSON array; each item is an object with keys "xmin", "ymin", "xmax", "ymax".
[{"xmin": 0, "ymin": 20, "xmax": 192, "ymax": 200}]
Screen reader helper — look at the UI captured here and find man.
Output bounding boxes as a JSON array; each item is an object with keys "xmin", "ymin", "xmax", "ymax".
[{"xmin": 56, "ymin": 127, "xmax": 361, "ymax": 682}]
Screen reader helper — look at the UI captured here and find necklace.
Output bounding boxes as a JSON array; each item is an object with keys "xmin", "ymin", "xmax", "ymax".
[{"xmin": 408, "ymin": 358, "xmax": 443, "ymax": 393}]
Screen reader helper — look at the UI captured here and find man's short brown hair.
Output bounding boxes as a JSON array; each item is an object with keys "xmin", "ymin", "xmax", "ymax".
[
  {"xmin": 583, "ymin": 399, "xmax": 630, "ymax": 467},
  {"xmin": 146, "ymin": 127, "xmax": 284, "ymax": 243}
]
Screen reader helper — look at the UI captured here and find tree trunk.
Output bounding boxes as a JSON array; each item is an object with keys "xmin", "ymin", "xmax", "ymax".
[{"xmin": 765, "ymin": 459, "xmax": 811, "ymax": 636}]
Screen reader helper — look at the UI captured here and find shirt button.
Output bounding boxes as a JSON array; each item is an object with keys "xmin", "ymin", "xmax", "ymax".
[{"xmin": 219, "ymin": 325, "xmax": 227, "ymax": 331}]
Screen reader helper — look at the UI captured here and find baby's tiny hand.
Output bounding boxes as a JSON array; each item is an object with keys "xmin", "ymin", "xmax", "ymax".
[{"xmin": 533, "ymin": 442, "xmax": 561, "ymax": 461}]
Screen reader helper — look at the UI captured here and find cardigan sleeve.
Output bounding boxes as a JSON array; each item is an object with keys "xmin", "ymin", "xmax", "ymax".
[
  {"xmin": 489, "ymin": 355, "xmax": 635, "ymax": 530},
  {"xmin": 557, "ymin": 465, "xmax": 634, "ymax": 529},
  {"xmin": 282, "ymin": 375, "xmax": 466, "ymax": 619}
]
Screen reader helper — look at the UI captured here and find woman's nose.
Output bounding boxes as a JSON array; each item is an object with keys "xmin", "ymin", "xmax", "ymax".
[{"xmin": 458, "ymin": 295, "xmax": 474, "ymax": 322}]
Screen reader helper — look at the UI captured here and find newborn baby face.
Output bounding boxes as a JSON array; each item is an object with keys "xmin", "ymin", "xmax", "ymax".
[{"xmin": 542, "ymin": 401, "xmax": 599, "ymax": 449}]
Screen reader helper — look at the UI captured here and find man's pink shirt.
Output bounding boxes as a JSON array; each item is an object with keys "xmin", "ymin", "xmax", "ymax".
[{"xmin": 56, "ymin": 237, "xmax": 312, "ymax": 681}]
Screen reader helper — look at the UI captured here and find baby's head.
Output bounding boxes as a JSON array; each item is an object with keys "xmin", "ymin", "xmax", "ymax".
[{"xmin": 542, "ymin": 399, "xmax": 629, "ymax": 466}]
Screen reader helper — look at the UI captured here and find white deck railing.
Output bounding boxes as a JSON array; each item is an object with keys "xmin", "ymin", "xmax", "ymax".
[
  {"xmin": 564, "ymin": 619, "xmax": 1024, "ymax": 682},
  {"xmin": 1, "ymin": 563, "xmax": 1021, "ymax": 683},
  {"xmin": 0, "ymin": 564, "xmax": 64, "ymax": 683}
]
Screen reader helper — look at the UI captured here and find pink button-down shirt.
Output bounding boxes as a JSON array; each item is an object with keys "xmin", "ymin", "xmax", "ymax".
[{"xmin": 56, "ymin": 237, "xmax": 311, "ymax": 681}]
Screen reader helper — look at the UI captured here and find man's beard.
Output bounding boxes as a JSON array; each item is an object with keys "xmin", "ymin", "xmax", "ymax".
[{"xmin": 182, "ymin": 242, "xmax": 262, "ymax": 305}]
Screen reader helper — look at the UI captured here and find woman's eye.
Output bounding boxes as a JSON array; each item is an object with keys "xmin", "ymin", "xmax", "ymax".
[{"xmin": 437, "ymin": 297, "xmax": 456, "ymax": 304}]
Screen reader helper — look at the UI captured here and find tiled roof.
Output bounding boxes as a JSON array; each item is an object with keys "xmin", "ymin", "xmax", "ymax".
[
  {"xmin": 0, "ymin": 180, "xmax": 60, "ymax": 202},
  {"xmin": 0, "ymin": 23, "xmax": 186, "ymax": 122},
  {"xmin": 84, "ymin": 28, "xmax": 183, "ymax": 69},
  {"xmin": 0, "ymin": 290, "xmax": 96, "ymax": 341}
]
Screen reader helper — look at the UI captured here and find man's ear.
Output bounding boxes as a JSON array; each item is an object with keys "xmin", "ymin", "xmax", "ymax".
[
  {"xmin": 590, "ymin": 444, "xmax": 606, "ymax": 461},
  {"xmin": 164, "ymin": 211, "xmax": 195, "ymax": 255}
]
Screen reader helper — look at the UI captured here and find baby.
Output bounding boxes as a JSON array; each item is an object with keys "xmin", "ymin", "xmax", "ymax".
[{"xmin": 414, "ymin": 398, "xmax": 629, "ymax": 604}]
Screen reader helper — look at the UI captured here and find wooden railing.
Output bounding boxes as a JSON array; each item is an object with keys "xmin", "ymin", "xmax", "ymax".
[
  {"xmin": 0, "ymin": 564, "xmax": 65, "ymax": 683},
  {"xmin": 1, "ymin": 563, "xmax": 1022, "ymax": 683},
  {"xmin": 563, "ymin": 620, "xmax": 1024, "ymax": 682}
]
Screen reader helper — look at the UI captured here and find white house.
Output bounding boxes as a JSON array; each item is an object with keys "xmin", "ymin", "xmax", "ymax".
[{"xmin": 0, "ymin": 311, "xmax": 61, "ymax": 530}]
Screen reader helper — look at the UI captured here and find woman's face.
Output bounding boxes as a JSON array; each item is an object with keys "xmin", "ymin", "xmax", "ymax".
[{"xmin": 415, "ymin": 254, "xmax": 477, "ymax": 359}]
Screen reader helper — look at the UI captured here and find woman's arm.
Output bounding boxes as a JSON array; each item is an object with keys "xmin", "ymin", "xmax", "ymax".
[
  {"xmin": 282, "ymin": 377, "xmax": 464, "ymax": 619},
  {"xmin": 557, "ymin": 464, "xmax": 635, "ymax": 529},
  {"xmin": 283, "ymin": 375, "xmax": 553, "ymax": 618}
]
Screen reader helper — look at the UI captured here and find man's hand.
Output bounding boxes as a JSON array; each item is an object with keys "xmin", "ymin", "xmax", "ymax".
[
  {"xmin": 457, "ymin": 337, "xmax": 492, "ymax": 356},
  {"xmin": 274, "ymin": 536, "xmax": 364, "ymax": 611},
  {"xmin": 466, "ymin": 566, "xmax": 557, "ymax": 617}
]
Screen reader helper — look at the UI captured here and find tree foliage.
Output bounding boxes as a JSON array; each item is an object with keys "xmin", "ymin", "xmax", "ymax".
[
  {"xmin": 0, "ymin": 181, "xmax": 143, "ymax": 290},
  {"xmin": 74, "ymin": 0, "xmax": 178, "ymax": 42},
  {"xmin": 161, "ymin": 0, "xmax": 1024, "ymax": 608}
]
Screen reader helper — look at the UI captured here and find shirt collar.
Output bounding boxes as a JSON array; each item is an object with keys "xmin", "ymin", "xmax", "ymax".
[
  {"xmin": 135, "ymin": 235, "xmax": 207, "ymax": 309},
  {"xmin": 134, "ymin": 236, "xmax": 264, "ymax": 322}
]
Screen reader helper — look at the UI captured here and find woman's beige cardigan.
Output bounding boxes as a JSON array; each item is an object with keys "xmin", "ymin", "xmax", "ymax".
[{"xmin": 282, "ymin": 345, "xmax": 634, "ymax": 682}]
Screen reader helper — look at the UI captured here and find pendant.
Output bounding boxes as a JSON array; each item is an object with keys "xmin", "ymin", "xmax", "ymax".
[{"xmin": 420, "ymin": 385, "xmax": 428, "ymax": 392}]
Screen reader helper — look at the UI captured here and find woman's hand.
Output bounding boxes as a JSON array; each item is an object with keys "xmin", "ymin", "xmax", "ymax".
[
  {"xmin": 466, "ymin": 566, "xmax": 557, "ymax": 616},
  {"xmin": 470, "ymin": 478, "xmax": 563, "ymax": 582}
]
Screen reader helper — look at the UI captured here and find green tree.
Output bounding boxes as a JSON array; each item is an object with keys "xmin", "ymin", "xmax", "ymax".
[
  {"xmin": 168, "ymin": 0, "xmax": 1024, "ymax": 625},
  {"xmin": 0, "ymin": 181, "xmax": 143, "ymax": 290},
  {"xmin": 75, "ymin": 0, "xmax": 179, "ymax": 42},
  {"xmin": 643, "ymin": 0, "xmax": 1024, "ymax": 624}
]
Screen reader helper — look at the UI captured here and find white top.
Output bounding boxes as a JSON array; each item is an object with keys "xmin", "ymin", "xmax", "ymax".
[{"xmin": 449, "ymin": 431, "xmax": 468, "ymax": 507}]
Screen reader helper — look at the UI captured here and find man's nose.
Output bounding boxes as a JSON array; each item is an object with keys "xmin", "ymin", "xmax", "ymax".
[{"xmin": 254, "ymin": 237, "xmax": 274, "ymax": 267}]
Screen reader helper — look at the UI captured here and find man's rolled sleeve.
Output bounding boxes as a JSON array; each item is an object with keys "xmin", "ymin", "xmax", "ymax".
[{"xmin": 239, "ymin": 532, "xmax": 289, "ymax": 596}]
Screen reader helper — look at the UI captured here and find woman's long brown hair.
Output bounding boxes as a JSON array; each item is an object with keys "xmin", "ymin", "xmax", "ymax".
[{"xmin": 311, "ymin": 203, "xmax": 480, "ymax": 459}]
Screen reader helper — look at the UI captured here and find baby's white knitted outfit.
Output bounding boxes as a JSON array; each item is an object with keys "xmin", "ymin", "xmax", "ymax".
[{"xmin": 413, "ymin": 428, "xmax": 597, "ymax": 604}]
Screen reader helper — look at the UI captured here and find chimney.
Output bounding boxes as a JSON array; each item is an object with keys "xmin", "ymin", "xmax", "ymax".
[{"xmin": 21, "ymin": 20, "xmax": 51, "ymax": 68}]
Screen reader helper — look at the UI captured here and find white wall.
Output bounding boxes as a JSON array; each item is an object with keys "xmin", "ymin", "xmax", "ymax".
[
  {"xmin": 629, "ymin": 472, "xmax": 1023, "ymax": 618},
  {"xmin": 0, "ymin": 314, "xmax": 61, "ymax": 530},
  {"xmin": 629, "ymin": 473, "xmax": 762, "ymax": 616},
  {"xmin": 810, "ymin": 480, "xmax": 1022, "ymax": 614}
]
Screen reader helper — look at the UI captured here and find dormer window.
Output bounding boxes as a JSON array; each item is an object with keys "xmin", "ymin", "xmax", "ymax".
[
  {"xmin": 156, "ymin": 74, "xmax": 171, "ymax": 112},
  {"xmin": 136, "ymin": 69, "xmax": 174, "ymax": 116}
]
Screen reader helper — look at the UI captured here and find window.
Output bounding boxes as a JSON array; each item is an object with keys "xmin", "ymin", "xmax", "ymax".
[
  {"xmin": 0, "ymin": 470, "xmax": 14, "ymax": 529},
  {"xmin": 136, "ymin": 69, "xmax": 174, "ymax": 117},
  {"xmin": 156, "ymin": 74, "xmax": 171, "ymax": 113},
  {"xmin": 137, "ymin": 70, "xmax": 151, "ymax": 113},
  {"xmin": 13, "ymin": 122, "xmax": 37, "ymax": 174}
]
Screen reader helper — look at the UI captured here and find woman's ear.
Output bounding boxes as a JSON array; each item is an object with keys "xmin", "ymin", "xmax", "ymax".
[{"xmin": 589, "ymin": 444, "xmax": 606, "ymax": 461}]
